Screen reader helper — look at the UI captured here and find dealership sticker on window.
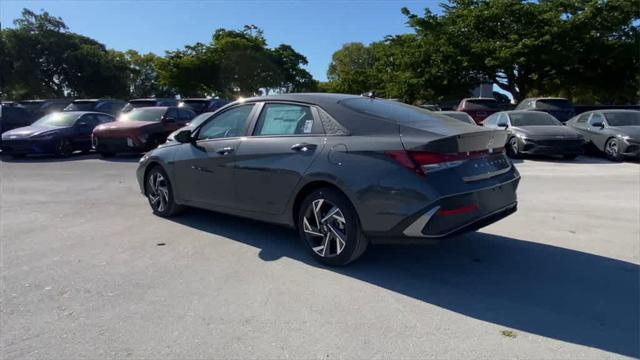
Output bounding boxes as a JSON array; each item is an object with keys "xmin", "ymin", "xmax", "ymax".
[{"xmin": 303, "ymin": 120, "xmax": 313, "ymax": 133}]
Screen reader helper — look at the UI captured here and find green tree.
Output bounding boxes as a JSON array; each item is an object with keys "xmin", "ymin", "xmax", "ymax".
[
  {"xmin": 125, "ymin": 50, "xmax": 174, "ymax": 98},
  {"xmin": 326, "ymin": 42, "xmax": 377, "ymax": 95}
]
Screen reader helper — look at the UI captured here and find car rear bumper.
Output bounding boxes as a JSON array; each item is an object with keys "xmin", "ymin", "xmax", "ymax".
[{"xmin": 370, "ymin": 176, "xmax": 519, "ymax": 244}]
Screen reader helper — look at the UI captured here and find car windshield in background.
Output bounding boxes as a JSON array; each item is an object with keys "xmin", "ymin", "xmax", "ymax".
[
  {"xmin": 122, "ymin": 101, "xmax": 156, "ymax": 112},
  {"xmin": 464, "ymin": 99, "xmax": 499, "ymax": 110},
  {"xmin": 120, "ymin": 108, "xmax": 166, "ymax": 122},
  {"xmin": 510, "ymin": 112, "xmax": 562, "ymax": 126},
  {"xmin": 182, "ymin": 101, "xmax": 208, "ymax": 112},
  {"xmin": 17, "ymin": 102, "xmax": 45, "ymax": 111},
  {"xmin": 604, "ymin": 112, "xmax": 640, "ymax": 126},
  {"xmin": 442, "ymin": 112, "xmax": 474, "ymax": 124},
  {"xmin": 535, "ymin": 99, "xmax": 573, "ymax": 110},
  {"xmin": 188, "ymin": 112, "xmax": 214, "ymax": 127},
  {"xmin": 33, "ymin": 112, "xmax": 80, "ymax": 127},
  {"xmin": 65, "ymin": 102, "xmax": 97, "ymax": 111},
  {"xmin": 340, "ymin": 98, "xmax": 452, "ymax": 124}
]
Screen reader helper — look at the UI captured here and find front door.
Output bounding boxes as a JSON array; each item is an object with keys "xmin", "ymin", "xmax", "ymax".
[
  {"xmin": 234, "ymin": 103, "xmax": 326, "ymax": 215},
  {"xmin": 172, "ymin": 104, "xmax": 256, "ymax": 209}
]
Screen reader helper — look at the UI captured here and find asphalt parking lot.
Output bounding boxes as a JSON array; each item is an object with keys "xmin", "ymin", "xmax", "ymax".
[{"xmin": 1, "ymin": 154, "xmax": 638, "ymax": 359}]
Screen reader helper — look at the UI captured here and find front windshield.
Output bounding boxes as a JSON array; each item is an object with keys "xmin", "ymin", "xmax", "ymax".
[
  {"xmin": 18, "ymin": 101, "xmax": 45, "ymax": 111},
  {"xmin": 188, "ymin": 112, "xmax": 214, "ymax": 128},
  {"xmin": 604, "ymin": 111, "xmax": 640, "ymax": 127},
  {"xmin": 119, "ymin": 108, "xmax": 166, "ymax": 122},
  {"xmin": 182, "ymin": 101, "xmax": 208, "ymax": 112},
  {"xmin": 535, "ymin": 99, "xmax": 573, "ymax": 110},
  {"xmin": 122, "ymin": 101, "xmax": 156, "ymax": 113},
  {"xmin": 34, "ymin": 112, "xmax": 81, "ymax": 127},
  {"xmin": 510, "ymin": 112, "xmax": 562, "ymax": 126},
  {"xmin": 65, "ymin": 101, "xmax": 97, "ymax": 111}
]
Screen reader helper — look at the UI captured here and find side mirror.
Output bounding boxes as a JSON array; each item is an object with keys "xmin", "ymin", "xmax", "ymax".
[
  {"xmin": 591, "ymin": 121, "xmax": 604, "ymax": 128},
  {"xmin": 175, "ymin": 129, "xmax": 193, "ymax": 144},
  {"xmin": 497, "ymin": 122, "xmax": 508, "ymax": 128}
]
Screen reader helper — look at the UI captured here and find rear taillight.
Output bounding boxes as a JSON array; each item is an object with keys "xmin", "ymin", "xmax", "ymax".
[{"xmin": 386, "ymin": 148, "xmax": 503, "ymax": 176}]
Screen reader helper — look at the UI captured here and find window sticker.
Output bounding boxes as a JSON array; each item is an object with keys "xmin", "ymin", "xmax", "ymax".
[{"xmin": 303, "ymin": 119, "xmax": 313, "ymax": 134}]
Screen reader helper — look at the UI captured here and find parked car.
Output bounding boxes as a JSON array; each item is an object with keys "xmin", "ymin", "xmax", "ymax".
[
  {"xmin": 17, "ymin": 99, "xmax": 71, "ymax": 117},
  {"xmin": 92, "ymin": 106, "xmax": 195, "ymax": 157},
  {"xmin": 136, "ymin": 93, "xmax": 520, "ymax": 266},
  {"xmin": 121, "ymin": 98, "xmax": 179, "ymax": 113},
  {"xmin": 515, "ymin": 97, "xmax": 576, "ymax": 123},
  {"xmin": 566, "ymin": 110, "xmax": 640, "ymax": 161},
  {"xmin": 419, "ymin": 104, "xmax": 441, "ymax": 111},
  {"xmin": 437, "ymin": 111, "xmax": 477, "ymax": 125},
  {"xmin": 456, "ymin": 98, "xmax": 500, "ymax": 124},
  {"xmin": 0, "ymin": 105, "xmax": 36, "ymax": 134},
  {"xmin": 179, "ymin": 98, "xmax": 230, "ymax": 114},
  {"xmin": 1, "ymin": 111, "xmax": 114, "ymax": 158},
  {"xmin": 483, "ymin": 111, "xmax": 584, "ymax": 159},
  {"xmin": 64, "ymin": 99, "xmax": 126, "ymax": 116}
]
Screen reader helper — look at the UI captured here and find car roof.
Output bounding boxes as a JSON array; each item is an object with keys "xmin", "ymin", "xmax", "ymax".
[
  {"xmin": 131, "ymin": 106, "xmax": 171, "ymax": 110},
  {"xmin": 461, "ymin": 97, "xmax": 497, "ymax": 101},
  {"xmin": 54, "ymin": 111, "xmax": 111, "ymax": 116},
  {"xmin": 128, "ymin": 98, "xmax": 176, "ymax": 102},
  {"xmin": 72, "ymin": 99, "xmax": 123, "ymax": 102},
  {"xmin": 581, "ymin": 109, "xmax": 639, "ymax": 114},
  {"xmin": 241, "ymin": 93, "xmax": 362, "ymax": 107}
]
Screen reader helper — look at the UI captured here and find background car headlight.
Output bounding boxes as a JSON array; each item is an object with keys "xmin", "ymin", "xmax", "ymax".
[{"xmin": 515, "ymin": 133, "xmax": 528, "ymax": 139}]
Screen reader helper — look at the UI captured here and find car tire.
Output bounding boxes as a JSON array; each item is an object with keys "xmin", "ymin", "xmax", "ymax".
[
  {"xmin": 145, "ymin": 166, "xmax": 183, "ymax": 217},
  {"xmin": 99, "ymin": 152, "xmax": 116, "ymax": 158},
  {"xmin": 506, "ymin": 137, "xmax": 522, "ymax": 159},
  {"xmin": 56, "ymin": 138, "xmax": 73, "ymax": 158},
  {"xmin": 604, "ymin": 138, "xmax": 623, "ymax": 162},
  {"xmin": 297, "ymin": 188, "xmax": 368, "ymax": 266}
]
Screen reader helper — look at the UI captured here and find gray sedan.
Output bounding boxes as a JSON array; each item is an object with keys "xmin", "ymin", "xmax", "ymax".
[
  {"xmin": 136, "ymin": 94, "xmax": 520, "ymax": 266},
  {"xmin": 566, "ymin": 110, "xmax": 640, "ymax": 161}
]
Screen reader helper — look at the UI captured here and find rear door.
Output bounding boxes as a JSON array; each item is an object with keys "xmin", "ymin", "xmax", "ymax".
[
  {"xmin": 172, "ymin": 104, "xmax": 257, "ymax": 208},
  {"xmin": 233, "ymin": 102, "xmax": 326, "ymax": 215}
]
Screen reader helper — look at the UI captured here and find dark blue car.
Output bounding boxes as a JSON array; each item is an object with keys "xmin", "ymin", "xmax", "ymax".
[{"xmin": 1, "ymin": 111, "xmax": 115, "ymax": 158}]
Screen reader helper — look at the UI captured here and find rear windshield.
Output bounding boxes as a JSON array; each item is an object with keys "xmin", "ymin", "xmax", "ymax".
[
  {"xmin": 510, "ymin": 112, "xmax": 562, "ymax": 126},
  {"xmin": 122, "ymin": 100, "xmax": 157, "ymax": 112},
  {"xmin": 65, "ymin": 101, "xmax": 97, "ymax": 111},
  {"xmin": 33, "ymin": 112, "xmax": 81, "ymax": 127},
  {"xmin": 464, "ymin": 99, "xmax": 499, "ymax": 110},
  {"xmin": 181, "ymin": 100, "xmax": 208, "ymax": 112},
  {"xmin": 17, "ymin": 101, "xmax": 45, "ymax": 111},
  {"xmin": 604, "ymin": 111, "xmax": 640, "ymax": 126},
  {"xmin": 120, "ymin": 108, "xmax": 166, "ymax": 122},
  {"xmin": 441, "ymin": 112, "xmax": 475, "ymax": 124},
  {"xmin": 535, "ymin": 99, "xmax": 573, "ymax": 110},
  {"xmin": 340, "ymin": 98, "xmax": 453, "ymax": 124}
]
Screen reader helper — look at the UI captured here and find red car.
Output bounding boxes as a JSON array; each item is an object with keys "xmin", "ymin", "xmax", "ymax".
[
  {"xmin": 456, "ymin": 98, "xmax": 500, "ymax": 124},
  {"xmin": 92, "ymin": 106, "xmax": 195, "ymax": 157}
]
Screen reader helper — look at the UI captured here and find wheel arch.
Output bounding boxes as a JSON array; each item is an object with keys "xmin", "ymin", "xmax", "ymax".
[
  {"xmin": 142, "ymin": 160, "xmax": 165, "ymax": 194},
  {"xmin": 290, "ymin": 180, "xmax": 358, "ymax": 229}
]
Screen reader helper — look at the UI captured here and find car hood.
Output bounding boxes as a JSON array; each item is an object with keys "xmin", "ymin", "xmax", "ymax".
[
  {"xmin": 512, "ymin": 125, "xmax": 581, "ymax": 139},
  {"xmin": 94, "ymin": 121, "xmax": 159, "ymax": 135},
  {"xmin": 1, "ymin": 125, "xmax": 66, "ymax": 139},
  {"xmin": 611, "ymin": 126, "xmax": 640, "ymax": 139}
]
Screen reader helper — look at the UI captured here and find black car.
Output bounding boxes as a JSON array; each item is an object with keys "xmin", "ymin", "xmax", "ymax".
[
  {"xmin": 483, "ymin": 111, "xmax": 584, "ymax": 159},
  {"xmin": 566, "ymin": 110, "xmax": 640, "ymax": 161},
  {"xmin": 179, "ymin": 98, "xmax": 230, "ymax": 114},
  {"xmin": 17, "ymin": 99, "xmax": 71, "ymax": 118},
  {"xmin": 0, "ymin": 105, "xmax": 36, "ymax": 134},
  {"xmin": 121, "ymin": 98, "xmax": 179, "ymax": 113},
  {"xmin": 64, "ymin": 99, "xmax": 127, "ymax": 116},
  {"xmin": 515, "ymin": 97, "xmax": 576, "ymax": 123},
  {"xmin": 1, "ymin": 111, "xmax": 115, "ymax": 157},
  {"xmin": 137, "ymin": 94, "xmax": 520, "ymax": 266}
]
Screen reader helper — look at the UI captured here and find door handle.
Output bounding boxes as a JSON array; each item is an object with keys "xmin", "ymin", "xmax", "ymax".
[
  {"xmin": 216, "ymin": 146, "xmax": 234, "ymax": 155},
  {"xmin": 291, "ymin": 143, "xmax": 316, "ymax": 152}
]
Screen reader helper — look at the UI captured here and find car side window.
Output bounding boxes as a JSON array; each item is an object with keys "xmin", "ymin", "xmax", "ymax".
[
  {"xmin": 77, "ymin": 114, "xmax": 98, "ymax": 127},
  {"xmin": 253, "ymin": 103, "xmax": 320, "ymax": 136},
  {"xmin": 483, "ymin": 113, "xmax": 497, "ymax": 126},
  {"xmin": 197, "ymin": 104, "xmax": 254, "ymax": 140},
  {"xmin": 97, "ymin": 114, "xmax": 114, "ymax": 123},
  {"xmin": 576, "ymin": 113, "xmax": 590, "ymax": 123},
  {"xmin": 178, "ymin": 109, "xmax": 194, "ymax": 121},
  {"xmin": 589, "ymin": 113, "xmax": 605, "ymax": 126},
  {"xmin": 165, "ymin": 108, "xmax": 178, "ymax": 120},
  {"xmin": 496, "ymin": 113, "xmax": 508, "ymax": 126}
]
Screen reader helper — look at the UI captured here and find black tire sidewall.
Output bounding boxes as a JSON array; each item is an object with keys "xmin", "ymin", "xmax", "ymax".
[
  {"xmin": 57, "ymin": 138, "xmax": 73, "ymax": 157},
  {"xmin": 297, "ymin": 188, "xmax": 366, "ymax": 266}
]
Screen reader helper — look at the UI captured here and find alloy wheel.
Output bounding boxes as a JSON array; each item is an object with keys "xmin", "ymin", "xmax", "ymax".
[
  {"xmin": 147, "ymin": 172, "xmax": 170, "ymax": 212},
  {"xmin": 302, "ymin": 199, "xmax": 347, "ymax": 257},
  {"xmin": 606, "ymin": 139, "xmax": 619, "ymax": 158},
  {"xmin": 509, "ymin": 137, "xmax": 519, "ymax": 155}
]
